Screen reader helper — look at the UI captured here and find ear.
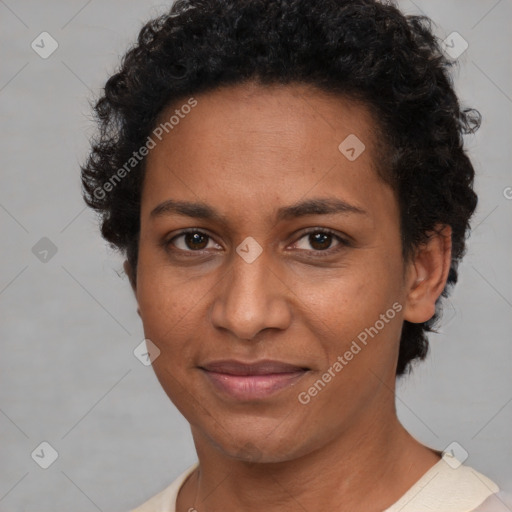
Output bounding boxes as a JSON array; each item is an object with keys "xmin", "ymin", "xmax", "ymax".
[
  {"xmin": 123, "ymin": 260, "xmax": 141, "ymax": 318},
  {"xmin": 123, "ymin": 260, "xmax": 136, "ymax": 291},
  {"xmin": 403, "ymin": 225, "xmax": 452, "ymax": 324}
]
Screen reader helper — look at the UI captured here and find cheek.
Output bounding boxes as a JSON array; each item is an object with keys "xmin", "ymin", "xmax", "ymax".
[
  {"xmin": 135, "ymin": 252, "xmax": 202, "ymax": 348},
  {"xmin": 136, "ymin": 268, "xmax": 203, "ymax": 402},
  {"xmin": 303, "ymin": 260, "xmax": 401, "ymax": 332},
  {"xmin": 297, "ymin": 258, "xmax": 405, "ymax": 379}
]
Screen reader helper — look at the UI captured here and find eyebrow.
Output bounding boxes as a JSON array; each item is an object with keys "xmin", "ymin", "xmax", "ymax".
[{"xmin": 149, "ymin": 197, "xmax": 367, "ymax": 222}]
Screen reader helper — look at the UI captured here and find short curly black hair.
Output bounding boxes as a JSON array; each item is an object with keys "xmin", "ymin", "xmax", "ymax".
[{"xmin": 81, "ymin": 0, "xmax": 480, "ymax": 376}]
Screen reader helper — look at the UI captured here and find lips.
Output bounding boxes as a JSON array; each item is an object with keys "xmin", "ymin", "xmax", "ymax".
[
  {"xmin": 199, "ymin": 359, "xmax": 309, "ymax": 400},
  {"xmin": 201, "ymin": 360, "xmax": 307, "ymax": 375}
]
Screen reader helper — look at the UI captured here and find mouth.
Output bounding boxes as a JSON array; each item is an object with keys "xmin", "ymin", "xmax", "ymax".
[{"xmin": 199, "ymin": 359, "xmax": 310, "ymax": 401}]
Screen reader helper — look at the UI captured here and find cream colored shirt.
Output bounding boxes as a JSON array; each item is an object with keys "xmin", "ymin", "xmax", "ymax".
[{"xmin": 129, "ymin": 453, "xmax": 501, "ymax": 512}]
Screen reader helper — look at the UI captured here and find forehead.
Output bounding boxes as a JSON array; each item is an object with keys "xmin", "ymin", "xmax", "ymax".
[
  {"xmin": 141, "ymin": 82, "xmax": 392, "ymax": 226},
  {"xmin": 152, "ymin": 82, "xmax": 380, "ymax": 160}
]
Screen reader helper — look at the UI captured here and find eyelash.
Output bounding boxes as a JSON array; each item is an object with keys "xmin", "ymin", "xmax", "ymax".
[{"xmin": 164, "ymin": 227, "xmax": 350, "ymax": 257}]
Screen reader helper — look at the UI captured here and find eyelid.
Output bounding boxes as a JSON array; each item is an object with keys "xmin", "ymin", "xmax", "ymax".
[
  {"xmin": 164, "ymin": 227, "xmax": 351, "ymax": 255},
  {"xmin": 165, "ymin": 228, "xmax": 222, "ymax": 252},
  {"xmin": 289, "ymin": 227, "xmax": 351, "ymax": 252}
]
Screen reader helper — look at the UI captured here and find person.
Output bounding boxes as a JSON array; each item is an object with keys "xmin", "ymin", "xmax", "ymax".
[{"xmin": 80, "ymin": 0, "xmax": 509, "ymax": 510}]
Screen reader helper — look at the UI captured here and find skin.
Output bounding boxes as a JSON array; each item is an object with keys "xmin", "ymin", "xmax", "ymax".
[{"xmin": 124, "ymin": 82, "xmax": 452, "ymax": 512}]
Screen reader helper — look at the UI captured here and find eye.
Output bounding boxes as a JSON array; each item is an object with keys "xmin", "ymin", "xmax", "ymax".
[
  {"xmin": 292, "ymin": 228, "xmax": 348, "ymax": 253},
  {"xmin": 167, "ymin": 229, "xmax": 221, "ymax": 253},
  {"xmin": 165, "ymin": 228, "xmax": 349, "ymax": 257}
]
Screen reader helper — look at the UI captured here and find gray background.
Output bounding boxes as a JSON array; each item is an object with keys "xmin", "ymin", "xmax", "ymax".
[{"xmin": 0, "ymin": 1, "xmax": 511, "ymax": 511}]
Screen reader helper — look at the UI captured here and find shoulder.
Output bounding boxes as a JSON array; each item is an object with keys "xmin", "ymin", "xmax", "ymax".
[
  {"xmin": 128, "ymin": 463, "xmax": 199, "ymax": 512},
  {"xmin": 385, "ymin": 454, "xmax": 500, "ymax": 512},
  {"xmin": 471, "ymin": 491, "xmax": 512, "ymax": 511}
]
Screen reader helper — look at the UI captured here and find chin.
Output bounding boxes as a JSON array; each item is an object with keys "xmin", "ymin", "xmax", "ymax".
[{"xmin": 201, "ymin": 423, "xmax": 313, "ymax": 464}]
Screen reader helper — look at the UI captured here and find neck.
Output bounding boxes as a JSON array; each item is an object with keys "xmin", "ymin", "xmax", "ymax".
[{"xmin": 177, "ymin": 403, "xmax": 440, "ymax": 512}]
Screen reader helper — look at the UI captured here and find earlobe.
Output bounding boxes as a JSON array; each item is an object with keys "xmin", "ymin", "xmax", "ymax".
[{"xmin": 403, "ymin": 225, "xmax": 452, "ymax": 324}]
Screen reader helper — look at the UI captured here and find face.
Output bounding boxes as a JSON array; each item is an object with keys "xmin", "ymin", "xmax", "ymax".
[{"xmin": 131, "ymin": 82, "xmax": 424, "ymax": 463}]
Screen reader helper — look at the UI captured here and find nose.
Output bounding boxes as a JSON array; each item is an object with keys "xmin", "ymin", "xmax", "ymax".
[{"xmin": 210, "ymin": 247, "xmax": 292, "ymax": 341}]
